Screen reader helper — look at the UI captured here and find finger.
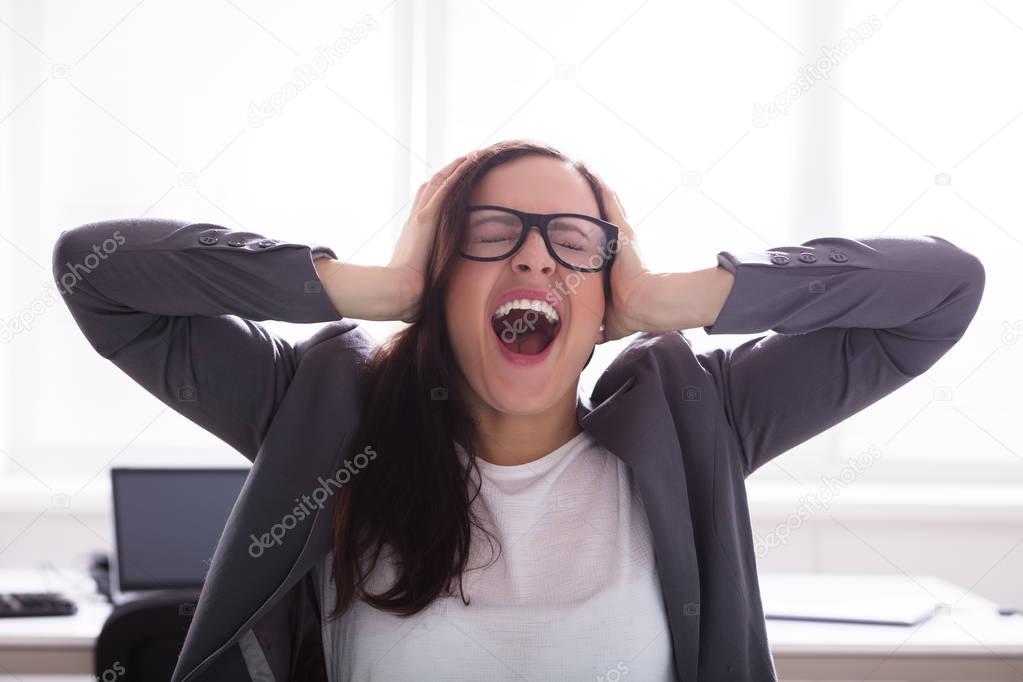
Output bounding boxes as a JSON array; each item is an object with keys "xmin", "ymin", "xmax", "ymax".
[
  {"xmin": 411, "ymin": 181, "xmax": 428, "ymax": 207},
  {"xmin": 430, "ymin": 153, "xmax": 473, "ymax": 185},
  {"xmin": 414, "ymin": 154, "xmax": 473, "ymax": 211},
  {"xmin": 420, "ymin": 154, "xmax": 476, "ymax": 215}
]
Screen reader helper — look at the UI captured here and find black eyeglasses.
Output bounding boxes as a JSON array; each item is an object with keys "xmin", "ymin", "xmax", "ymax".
[{"xmin": 459, "ymin": 205, "xmax": 620, "ymax": 273}]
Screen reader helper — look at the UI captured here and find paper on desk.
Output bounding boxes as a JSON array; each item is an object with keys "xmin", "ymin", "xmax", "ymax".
[{"xmin": 759, "ymin": 573, "xmax": 942, "ymax": 626}]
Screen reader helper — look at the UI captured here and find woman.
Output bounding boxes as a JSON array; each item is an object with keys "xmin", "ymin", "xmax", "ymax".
[{"xmin": 53, "ymin": 139, "xmax": 985, "ymax": 681}]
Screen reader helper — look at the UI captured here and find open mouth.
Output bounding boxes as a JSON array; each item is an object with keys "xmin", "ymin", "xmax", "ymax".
[{"xmin": 490, "ymin": 298, "xmax": 562, "ymax": 356}]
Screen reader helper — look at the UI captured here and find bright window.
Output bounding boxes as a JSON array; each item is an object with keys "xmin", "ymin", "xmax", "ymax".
[{"xmin": 1, "ymin": 0, "xmax": 1018, "ymax": 498}]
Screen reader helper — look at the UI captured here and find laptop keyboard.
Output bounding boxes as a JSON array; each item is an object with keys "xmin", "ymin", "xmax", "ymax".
[{"xmin": 0, "ymin": 592, "xmax": 77, "ymax": 617}]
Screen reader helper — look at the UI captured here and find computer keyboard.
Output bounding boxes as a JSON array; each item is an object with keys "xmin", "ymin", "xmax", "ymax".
[{"xmin": 0, "ymin": 592, "xmax": 77, "ymax": 617}]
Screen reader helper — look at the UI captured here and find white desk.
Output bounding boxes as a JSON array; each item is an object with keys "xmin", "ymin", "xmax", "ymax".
[
  {"xmin": 763, "ymin": 574, "xmax": 1023, "ymax": 681},
  {"xmin": 1, "ymin": 568, "xmax": 1021, "ymax": 680},
  {"xmin": 0, "ymin": 567, "xmax": 109, "ymax": 677}
]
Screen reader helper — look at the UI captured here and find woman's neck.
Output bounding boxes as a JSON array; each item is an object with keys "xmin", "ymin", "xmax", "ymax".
[{"xmin": 467, "ymin": 385, "xmax": 582, "ymax": 467}]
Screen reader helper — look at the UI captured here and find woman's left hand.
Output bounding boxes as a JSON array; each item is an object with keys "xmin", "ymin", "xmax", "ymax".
[{"xmin": 594, "ymin": 175, "xmax": 659, "ymax": 343}]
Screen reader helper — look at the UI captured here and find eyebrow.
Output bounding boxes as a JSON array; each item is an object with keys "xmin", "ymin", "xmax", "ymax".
[
  {"xmin": 468, "ymin": 213, "xmax": 519, "ymax": 228},
  {"xmin": 548, "ymin": 219, "xmax": 593, "ymax": 240}
]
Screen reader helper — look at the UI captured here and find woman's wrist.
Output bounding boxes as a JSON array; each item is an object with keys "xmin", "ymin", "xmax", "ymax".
[
  {"xmin": 313, "ymin": 258, "xmax": 417, "ymax": 322},
  {"xmin": 638, "ymin": 266, "xmax": 735, "ymax": 333}
]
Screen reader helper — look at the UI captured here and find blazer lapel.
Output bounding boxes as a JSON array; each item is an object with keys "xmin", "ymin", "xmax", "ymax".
[
  {"xmin": 177, "ymin": 415, "xmax": 359, "ymax": 680},
  {"xmin": 580, "ymin": 375, "xmax": 701, "ymax": 682}
]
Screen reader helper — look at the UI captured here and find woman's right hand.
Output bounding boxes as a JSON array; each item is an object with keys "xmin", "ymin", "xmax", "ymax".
[
  {"xmin": 386, "ymin": 152, "xmax": 478, "ymax": 322},
  {"xmin": 313, "ymin": 152, "xmax": 477, "ymax": 322}
]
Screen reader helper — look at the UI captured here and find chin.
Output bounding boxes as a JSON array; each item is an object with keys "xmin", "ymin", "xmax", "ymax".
[
  {"xmin": 480, "ymin": 379, "xmax": 569, "ymax": 416},
  {"xmin": 473, "ymin": 339, "xmax": 585, "ymax": 416},
  {"xmin": 450, "ymin": 309, "xmax": 590, "ymax": 414}
]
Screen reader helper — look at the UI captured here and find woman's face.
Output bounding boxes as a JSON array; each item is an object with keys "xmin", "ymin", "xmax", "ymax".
[{"xmin": 445, "ymin": 154, "xmax": 605, "ymax": 415}]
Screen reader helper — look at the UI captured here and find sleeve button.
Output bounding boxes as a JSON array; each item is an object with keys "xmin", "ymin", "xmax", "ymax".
[
  {"xmin": 769, "ymin": 253, "xmax": 790, "ymax": 265},
  {"xmin": 798, "ymin": 252, "xmax": 817, "ymax": 263},
  {"xmin": 227, "ymin": 239, "xmax": 247, "ymax": 247},
  {"xmin": 198, "ymin": 235, "xmax": 219, "ymax": 245},
  {"xmin": 829, "ymin": 251, "xmax": 848, "ymax": 262},
  {"xmin": 257, "ymin": 239, "xmax": 275, "ymax": 248}
]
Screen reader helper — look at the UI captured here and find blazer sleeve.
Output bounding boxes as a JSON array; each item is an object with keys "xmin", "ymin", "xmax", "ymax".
[
  {"xmin": 52, "ymin": 218, "xmax": 344, "ymax": 462},
  {"xmin": 695, "ymin": 235, "xmax": 986, "ymax": 478}
]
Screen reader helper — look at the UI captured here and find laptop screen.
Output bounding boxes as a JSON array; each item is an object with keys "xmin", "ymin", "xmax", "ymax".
[{"xmin": 111, "ymin": 467, "xmax": 248, "ymax": 591}]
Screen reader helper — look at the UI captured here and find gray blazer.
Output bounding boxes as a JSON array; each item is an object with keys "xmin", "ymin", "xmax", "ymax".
[{"xmin": 52, "ymin": 219, "xmax": 985, "ymax": 681}]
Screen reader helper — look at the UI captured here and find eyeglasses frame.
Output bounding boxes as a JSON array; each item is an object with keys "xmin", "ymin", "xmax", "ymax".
[{"xmin": 460, "ymin": 204, "xmax": 620, "ymax": 273}]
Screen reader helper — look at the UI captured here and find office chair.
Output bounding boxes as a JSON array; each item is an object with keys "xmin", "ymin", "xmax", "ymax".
[{"xmin": 95, "ymin": 592, "xmax": 200, "ymax": 682}]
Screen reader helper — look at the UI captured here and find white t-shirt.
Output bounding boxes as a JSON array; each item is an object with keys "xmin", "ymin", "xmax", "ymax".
[{"xmin": 315, "ymin": 430, "xmax": 675, "ymax": 681}]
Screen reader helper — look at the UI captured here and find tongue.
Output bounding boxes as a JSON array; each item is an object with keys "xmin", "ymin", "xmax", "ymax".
[{"xmin": 507, "ymin": 330, "xmax": 549, "ymax": 355}]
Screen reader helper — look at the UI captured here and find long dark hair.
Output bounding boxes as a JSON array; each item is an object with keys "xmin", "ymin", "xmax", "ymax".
[{"xmin": 328, "ymin": 139, "xmax": 610, "ymax": 618}]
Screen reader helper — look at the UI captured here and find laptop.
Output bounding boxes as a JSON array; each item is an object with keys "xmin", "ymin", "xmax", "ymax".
[{"xmin": 110, "ymin": 467, "xmax": 248, "ymax": 605}]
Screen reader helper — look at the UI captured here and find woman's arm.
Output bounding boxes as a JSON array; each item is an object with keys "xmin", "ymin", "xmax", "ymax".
[
  {"xmin": 592, "ymin": 177, "xmax": 985, "ymax": 478},
  {"xmin": 53, "ymin": 155, "xmax": 477, "ymax": 461},
  {"xmin": 695, "ymin": 234, "xmax": 985, "ymax": 476},
  {"xmin": 53, "ymin": 218, "xmax": 344, "ymax": 461}
]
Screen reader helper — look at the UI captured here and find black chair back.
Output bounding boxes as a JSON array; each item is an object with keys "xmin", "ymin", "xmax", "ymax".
[{"xmin": 95, "ymin": 593, "xmax": 200, "ymax": 682}]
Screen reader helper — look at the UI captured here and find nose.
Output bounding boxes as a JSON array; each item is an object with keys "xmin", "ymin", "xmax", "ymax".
[{"xmin": 509, "ymin": 225, "xmax": 556, "ymax": 275}]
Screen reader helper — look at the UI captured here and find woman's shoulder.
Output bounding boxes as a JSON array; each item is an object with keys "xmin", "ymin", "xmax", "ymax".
[
  {"xmin": 290, "ymin": 321, "xmax": 380, "ymax": 393},
  {"xmin": 595, "ymin": 330, "xmax": 696, "ymax": 383}
]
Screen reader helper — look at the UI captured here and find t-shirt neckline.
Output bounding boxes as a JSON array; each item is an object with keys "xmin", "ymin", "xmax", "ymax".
[{"xmin": 457, "ymin": 430, "xmax": 591, "ymax": 481}]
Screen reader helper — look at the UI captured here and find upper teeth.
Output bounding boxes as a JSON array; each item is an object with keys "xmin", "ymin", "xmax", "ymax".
[{"xmin": 493, "ymin": 298, "xmax": 560, "ymax": 325}]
